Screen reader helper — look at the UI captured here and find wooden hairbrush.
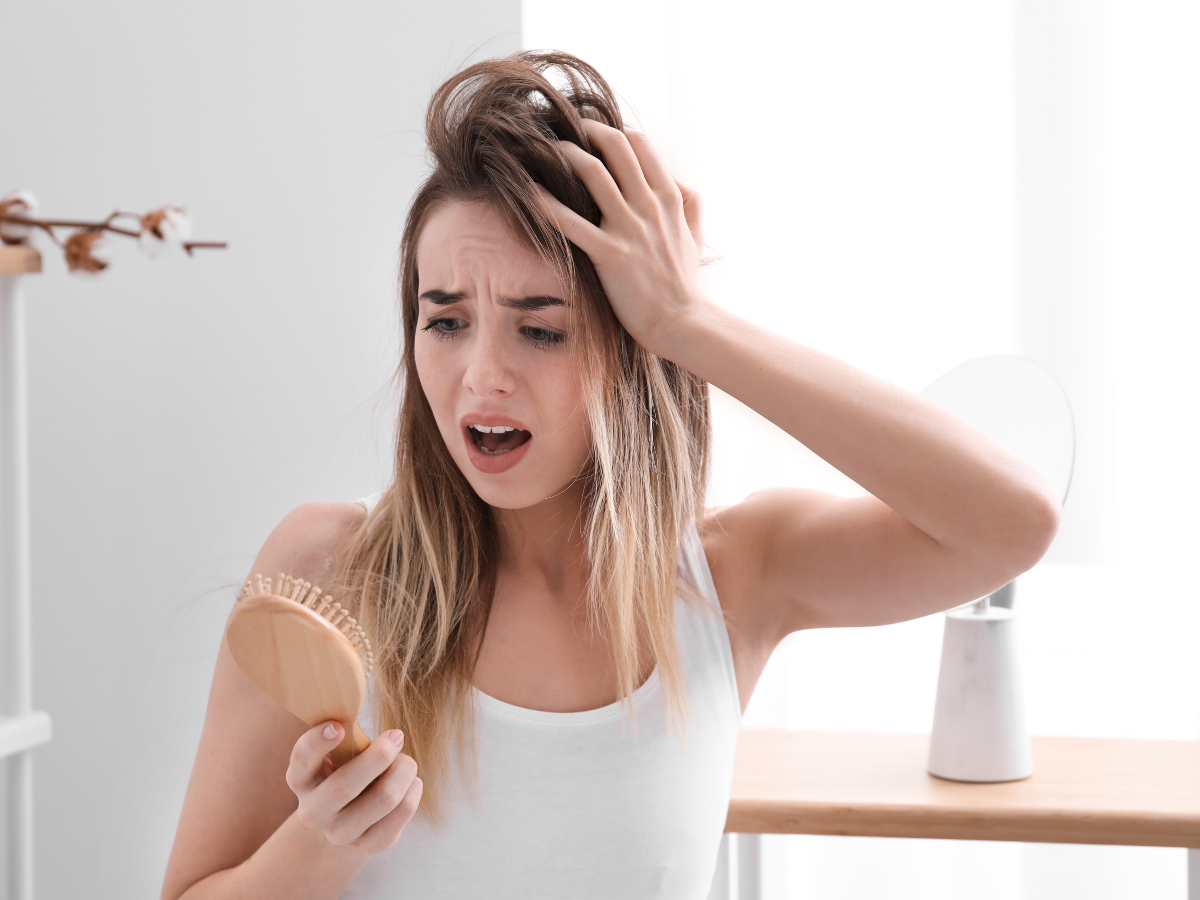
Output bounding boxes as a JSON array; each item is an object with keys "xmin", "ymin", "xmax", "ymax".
[{"xmin": 226, "ymin": 573, "xmax": 375, "ymax": 767}]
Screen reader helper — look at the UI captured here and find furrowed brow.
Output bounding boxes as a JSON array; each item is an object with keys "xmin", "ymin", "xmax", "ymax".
[
  {"xmin": 498, "ymin": 295, "xmax": 566, "ymax": 312},
  {"xmin": 419, "ymin": 289, "xmax": 468, "ymax": 305},
  {"xmin": 418, "ymin": 290, "xmax": 566, "ymax": 311}
]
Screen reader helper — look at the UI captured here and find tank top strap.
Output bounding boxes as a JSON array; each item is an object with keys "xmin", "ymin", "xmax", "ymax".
[
  {"xmin": 355, "ymin": 489, "xmax": 384, "ymax": 515},
  {"xmin": 674, "ymin": 520, "xmax": 743, "ymax": 726}
]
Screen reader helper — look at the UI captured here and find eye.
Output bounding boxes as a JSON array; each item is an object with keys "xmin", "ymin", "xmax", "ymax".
[
  {"xmin": 422, "ymin": 316, "xmax": 466, "ymax": 338},
  {"xmin": 522, "ymin": 325, "xmax": 565, "ymax": 348}
]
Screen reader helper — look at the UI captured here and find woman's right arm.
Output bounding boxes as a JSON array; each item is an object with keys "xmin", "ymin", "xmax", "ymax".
[{"xmin": 160, "ymin": 502, "xmax": 423, "ymax": 900}]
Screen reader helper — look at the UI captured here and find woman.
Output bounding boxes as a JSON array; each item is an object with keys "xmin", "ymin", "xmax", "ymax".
[{"xmin": 161, "ymin": 51, "xmax": 1060, "ymax": 899}]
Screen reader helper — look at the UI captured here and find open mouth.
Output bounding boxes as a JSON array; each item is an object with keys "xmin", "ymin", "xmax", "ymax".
[{"xmin": 467, "ymin": 423, "xmax": 532, "ymax": 456}]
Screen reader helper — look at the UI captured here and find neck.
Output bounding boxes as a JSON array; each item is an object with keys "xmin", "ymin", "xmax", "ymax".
[{"xmin": 492, "ymin": 478, "xmax": 589, "ymax": 591}]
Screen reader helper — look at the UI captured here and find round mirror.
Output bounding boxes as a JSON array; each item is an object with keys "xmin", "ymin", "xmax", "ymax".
[{"xmin": 920, "ymin": 355, "xmax": 1075, "ymax": 608}]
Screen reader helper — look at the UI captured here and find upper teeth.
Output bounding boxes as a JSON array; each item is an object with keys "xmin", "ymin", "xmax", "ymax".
[{"xmin": 470, "ymin": 424, "xmax": 516, "ymax": 433}]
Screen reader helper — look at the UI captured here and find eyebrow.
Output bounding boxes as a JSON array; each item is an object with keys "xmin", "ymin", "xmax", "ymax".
[{"xmin": 419, "ymin": 289, "xmax": 566, "ymax": 311}]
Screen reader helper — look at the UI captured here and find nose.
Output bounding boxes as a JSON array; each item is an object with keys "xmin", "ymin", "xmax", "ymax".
[{"xmin": 461, "ymin": 323, "xmax": 516, "ymax": 398}]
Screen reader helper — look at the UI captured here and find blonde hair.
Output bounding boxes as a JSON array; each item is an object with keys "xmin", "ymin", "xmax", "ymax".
[{"xmin": 332, "ymin": 50, "xmax": 711, "ymax": 820}]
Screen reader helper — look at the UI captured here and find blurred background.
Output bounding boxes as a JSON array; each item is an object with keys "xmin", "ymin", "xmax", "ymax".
[{"xmin": 1, "ymin": 0, "xmax": 1197, "ymax": 897}]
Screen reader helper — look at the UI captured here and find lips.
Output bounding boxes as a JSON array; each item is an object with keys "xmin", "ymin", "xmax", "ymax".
[{"xmin": 459, "ymin": 415, "xmax": 533, "ymax": 475}]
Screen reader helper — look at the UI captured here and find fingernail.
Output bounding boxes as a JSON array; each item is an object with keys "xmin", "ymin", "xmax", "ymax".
[
  {"xmin": 323, "ymin": 723, "xmax": 338, "ymax": 741},
  {"xmin": 388, "ymin": 729, "xmax": 404, "ymax": 748}
]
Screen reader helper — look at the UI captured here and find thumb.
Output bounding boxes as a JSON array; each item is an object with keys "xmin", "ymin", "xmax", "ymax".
[{"xmin": 673, "ymin": 177, "xmax": 704, "ymax": 256}]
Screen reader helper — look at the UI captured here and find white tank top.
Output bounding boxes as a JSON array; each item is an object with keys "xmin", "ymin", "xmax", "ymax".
[{"xmin": 343, "ymin": 490, "xmax": 741, "ymax": 900}]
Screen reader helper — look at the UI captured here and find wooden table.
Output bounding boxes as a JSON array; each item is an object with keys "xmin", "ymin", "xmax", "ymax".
[{"xmin": 709, "ymin": 730, "xmax": 1200, "ymax": 900}]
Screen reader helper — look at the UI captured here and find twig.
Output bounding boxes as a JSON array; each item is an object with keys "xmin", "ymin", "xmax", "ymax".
[
  {"xmin": 182, "ymin": 241, "xmax": 228, "ymax": 256},
  {"xmin": 2, "ymin": 214, "xmax": 140, "ymax": 237}
]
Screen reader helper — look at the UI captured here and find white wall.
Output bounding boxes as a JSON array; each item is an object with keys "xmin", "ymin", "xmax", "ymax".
[
  {"xmin": 0, "ymin": 2, "xmax": 519, "ymax": 897},
  {"xmin": 526, "ymin": 0, "xmax": 1197, "ymax": 897}
]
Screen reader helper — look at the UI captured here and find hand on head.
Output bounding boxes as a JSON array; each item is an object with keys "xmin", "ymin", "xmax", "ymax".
[{"xmin": 535, "ymin": 119, "xmax": 710, "ymax": 358}]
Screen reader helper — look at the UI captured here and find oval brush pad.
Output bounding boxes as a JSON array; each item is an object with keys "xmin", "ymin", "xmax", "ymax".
[{"xmin": 226, "ymin": 574, "xmax": 375, "ymax": 768}]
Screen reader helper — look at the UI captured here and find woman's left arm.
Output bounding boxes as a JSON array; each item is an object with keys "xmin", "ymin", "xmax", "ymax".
[{"xmin": 538, "ymin": 119, "xmax": 1062, "ymax": 646}]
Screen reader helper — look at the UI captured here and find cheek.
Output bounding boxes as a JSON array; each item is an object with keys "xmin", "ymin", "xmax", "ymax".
[
  {"xmin": 543, "ymin": 363, "xmax": 590, "ymax": 456},
  {"xmin": 414, "ymin": 342, "xmax": 455, "ymax": 427}
]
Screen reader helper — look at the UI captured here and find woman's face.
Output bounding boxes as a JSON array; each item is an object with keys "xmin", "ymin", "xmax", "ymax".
[{"xmin": 413, "ymin": 200, "xmax": 590, "ymax": 510}]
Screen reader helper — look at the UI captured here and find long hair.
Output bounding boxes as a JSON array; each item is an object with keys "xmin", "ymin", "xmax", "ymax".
[{"xmin": 331, "ymin": 50, "xmax": 712, "ymax": 821}]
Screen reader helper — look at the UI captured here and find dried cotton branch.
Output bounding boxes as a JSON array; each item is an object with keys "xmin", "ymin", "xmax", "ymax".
[{"xmin": 0, "ymin": 189, "xmax": 226, "ymax": 274}]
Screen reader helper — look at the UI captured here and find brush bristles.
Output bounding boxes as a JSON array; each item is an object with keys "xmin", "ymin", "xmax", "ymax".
[{"xmin": 237, "ymin": 573, "xmax": 374, "ymax": 676}]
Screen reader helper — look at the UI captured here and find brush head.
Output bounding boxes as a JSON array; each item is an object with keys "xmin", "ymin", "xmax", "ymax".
[
  {"xmin": 226, "ymin": 574, "xmax": 374, "ymax": 767},
  {"xmin": 235, "ymin": 574, "xmax": 374, "ymax": 675}
]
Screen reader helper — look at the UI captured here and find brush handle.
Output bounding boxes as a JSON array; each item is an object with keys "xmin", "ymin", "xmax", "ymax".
[{"xmin": 329, "ymin": 719, "xmax": 373, "ymax": 768}]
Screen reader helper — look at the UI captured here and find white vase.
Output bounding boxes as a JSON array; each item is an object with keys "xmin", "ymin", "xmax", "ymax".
[{"xmin": 927, "ymin": 603, "xmax": 1033, "ymax": 782}]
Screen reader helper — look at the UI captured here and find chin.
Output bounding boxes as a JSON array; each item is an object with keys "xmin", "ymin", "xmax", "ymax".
[
  {"xmin": 459, "ymin": 466, "xmax": 582, "ymax": 511},
  {"xmin": 471, "ymin": 484, "xmax": 551, "ymax": 511},
  {"xmin": 453, "ymin": 453, "xmax": 588, "ymax": 512}
]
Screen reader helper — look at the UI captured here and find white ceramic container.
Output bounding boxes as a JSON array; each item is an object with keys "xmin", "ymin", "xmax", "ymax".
[{"xmin": 927, "ymin": 603, "xmax": 1033, "ymax": 783}]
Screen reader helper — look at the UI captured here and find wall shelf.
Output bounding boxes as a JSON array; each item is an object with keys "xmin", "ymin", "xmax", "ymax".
[{"xmin": 0, "ymin": 713, "xmax": 52, "ymax": 760}]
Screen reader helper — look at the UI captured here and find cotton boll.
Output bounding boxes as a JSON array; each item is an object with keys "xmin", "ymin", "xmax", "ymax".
[
  {"xmin": 138, "ymin": 205, "xmax": 191, "ymax": 256},
  {"xmin": 158, "ymin": 207, "xmax": 191, "ymax": 242},
  {"xmin": 137, "ymin": 229, "xmax": 165, "ymax": 257},
  {"xmin": 0, "ymin": 189, "xmax": 39, "ymax": 244},
  {"xmin": 64, "ymin": 230, "xmax": 110, "ymax": 274}
]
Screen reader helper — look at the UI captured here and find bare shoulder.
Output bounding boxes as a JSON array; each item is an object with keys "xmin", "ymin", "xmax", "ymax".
[
  {"xmin": 697, "ymin": 488, "xmax": 831, "ymax": 618},
  {"xmin": 695, "ymin": 488, "xmax": 830, "ymax": 713},
  {"xmin": 160, "ymin": 500, "xmax": 368, "ymax": 900},
  {"xmin": 253, "ymin": 500, "xmax": 369, "ymax": 590}
]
